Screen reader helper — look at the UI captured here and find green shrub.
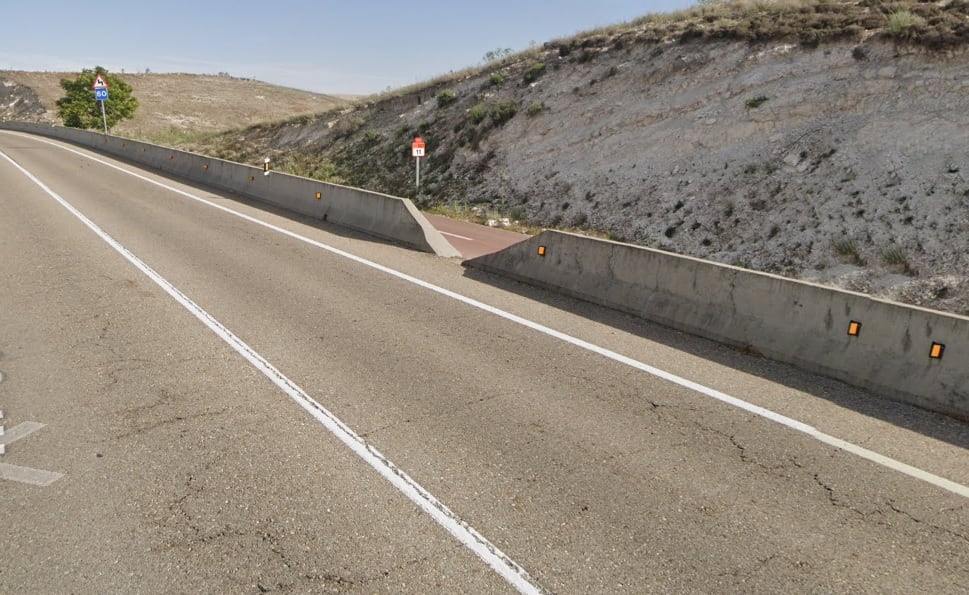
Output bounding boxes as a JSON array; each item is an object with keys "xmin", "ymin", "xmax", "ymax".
[
  {"xmin": 525, "ymin": 101, "xmax": 546, "ymax": 117},
  {"xmin": 489, "ymin": 72, "xmax": 505, "ymax": 86},
  {"xmin": 881, "ymin": 244, "xmax": 909, "ymax": 268},
  {"xmin": 887, "ymin": 10, "xmax": 925, "ymax": 38},
  {"xmin": 834, "ymin": 239, "xmax": 858, "ymax": 257},
  {"xmin": 436, "ymin": 88, "xmax": 457, "ymax": 108},
  {"xmin": 833, "ymin": 239, "xmax": 865, "ymax": 265},
  {"xmin": 524, "ymin": 62, "xmax": 547, "ymax": 83},
  {"xmin": 490, "ymin": 100, "xmax": 518, "ymax": 125},
  {"xmin": 745, "ymin": 95, "xmax": 769, "ymax": 109},
  {"xmin": 469, "ymin": 103, "xmax": 489, "ymax": 125}
]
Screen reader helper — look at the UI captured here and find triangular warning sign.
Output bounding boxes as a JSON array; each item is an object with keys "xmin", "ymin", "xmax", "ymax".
[{"xmin": 92, "ymin": 74, "xmax": 108, "ymax": 89}]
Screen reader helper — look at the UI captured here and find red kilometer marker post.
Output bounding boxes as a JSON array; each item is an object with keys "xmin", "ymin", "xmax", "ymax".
[{"xmin": 412, "ymin": 137, "xmax": 426, "ymax": 191}]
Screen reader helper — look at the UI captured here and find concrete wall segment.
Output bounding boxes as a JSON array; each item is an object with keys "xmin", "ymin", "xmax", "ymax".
[
  {"xmin": 0, "ymin": 122, "xmax": 458, "ymax": 257},
  {"xmin": 465, "ymin": 231, "xmax": 969, "ymax": 420}
]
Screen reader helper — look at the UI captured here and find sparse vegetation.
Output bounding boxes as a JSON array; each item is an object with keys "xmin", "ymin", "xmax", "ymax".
[
  {"xmin": 745, "ymin": 95, "xmax": 769, "ymax": 109},
  {"xmin": 881, "ymin": 244, "xmax": 911, "ymax": 272},
  {"xmin": 886, "ymin": 10, "xmax": 926, "ymax": 38},
  {"xmin": 483, "ymin": 48, "xmax": 514, "ymax": 63},
  {"xmin": 490, "ymin": 100, "xmax": 518, "ymax": 125},
  {"xmin": 469, "ymin": 103, "xmax": 489, "ymax": 125},
  {"xmin": 436, "ymin": 88, "xmax": 457, "ymax": 108},
  {"xmin": 489, "ymin": 72, "xmax": 505, "ymax": 86},
  {"xmin": 526, "ymin": 101, "xmax": 546, "ymax": 118},
  {"xmin": 834, "ymin": 239, "xmax": 865, "ymax": 265},
  {"xmin": 524, "ymin": 62, "xmax": 547, "ymax": 83}
]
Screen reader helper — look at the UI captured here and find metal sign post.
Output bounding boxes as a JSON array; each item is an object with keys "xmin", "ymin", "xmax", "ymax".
[
  {"xmin": 99, "ymin": 97, "xmax": 108, "ymax": 134},
  {"xmin": 92, "ymin": 75, "xmax": 109, "ymax": 134},
  {"xmin": 412, "ymin": 137, "xmax": 425, "ymax": 192}
]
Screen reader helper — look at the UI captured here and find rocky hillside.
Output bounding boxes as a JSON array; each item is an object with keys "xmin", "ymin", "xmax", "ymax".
[
  {"xmin": 0, "ymin": 79, "xmax": 45, "ymax": 120},
  {"xmin": 185, "ymin": 0, "xmax": 969, "ymax": 316},
  {"xmin": 0, "ymin": 71, "xmax": 351, "ymax": 144}
]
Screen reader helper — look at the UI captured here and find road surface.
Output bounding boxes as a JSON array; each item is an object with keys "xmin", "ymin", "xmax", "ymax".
[
  {"xmin": 1, "ymin": 131, "xmax": 967, "ymax": 593},
  {"xmin": 424, "ymin": 213, "xmax": 528, "ymax": 259}
]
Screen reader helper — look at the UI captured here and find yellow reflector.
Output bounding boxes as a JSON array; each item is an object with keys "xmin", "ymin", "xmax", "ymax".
[
  {"xmin": 847, "ymin": 321, "xmax": 861, "ymax": 337},
  {"xmin": 930, "ymin": 343, "xmax": 945, "ymax": 359}
]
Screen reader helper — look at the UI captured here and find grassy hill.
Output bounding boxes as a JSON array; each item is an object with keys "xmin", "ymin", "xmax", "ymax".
[{"xmin": 0, "ymin": 70, "xmax": 353, "ymax": 144}]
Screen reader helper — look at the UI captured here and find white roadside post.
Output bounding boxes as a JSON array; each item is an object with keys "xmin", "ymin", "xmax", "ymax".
[
  {"xmin": 92, "ymin": 74, "xmax": 109, "ymax": 134},
  {"xmin": 412, "ymin": 136, "xmax": 425, "ymax": 192},
  {"xmin": 263, "ymin": 157, "xmax": 271, "ymax": 176}
]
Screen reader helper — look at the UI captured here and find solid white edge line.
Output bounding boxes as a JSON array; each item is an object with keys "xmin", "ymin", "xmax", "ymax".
[
  {"xmin": 0, "ymin": 147, "xmax": 547, "ymax": 595},
  {"xmin": 11, "ymin": 134, "xmax": 969, "ymax": 503}
]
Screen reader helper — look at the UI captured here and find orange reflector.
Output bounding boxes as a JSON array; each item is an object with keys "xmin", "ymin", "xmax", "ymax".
[
  {"xmin": 168, "ymin": 155, "xmax": 173, "ymax": 160},
  {"xmin": 930, "ymin": 343, "xmax": 945, "ymax": 359},
  {"xmin": 538, "ymin": 246, "xmax": 547, "ymax": 257},
  {"xmin": 315, "ymin": 192, "xmax": 322, "ymax": 200},
  {"xmin": 121, "ymin": 143, "xmax": 125, "ymax": 148},
  {"xmin": 847, "ymin": 321, "xmax": 861, "ymax": 337},
  {"xmin": 249, "ymin": 175, "xmax": 255, "ymax": 182},
  {"xmin": 203, "ymin": 164, "xmax": 209, "ymax": 170}
]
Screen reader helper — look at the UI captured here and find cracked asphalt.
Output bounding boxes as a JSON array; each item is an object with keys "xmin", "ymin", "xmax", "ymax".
[{"xmin": 1, "ymin": 131, "xmax": 968, "ymax": 593}]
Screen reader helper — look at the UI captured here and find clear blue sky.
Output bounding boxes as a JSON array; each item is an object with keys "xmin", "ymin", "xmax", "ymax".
[{"xmin": 2, "ymin": 0, "xmax": 696, "ymax": 95}]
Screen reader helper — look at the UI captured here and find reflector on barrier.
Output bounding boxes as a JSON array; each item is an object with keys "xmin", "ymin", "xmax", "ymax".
[
  {"xmin": 848, "ymin": 321, "xmax": 862, "ymax": 337},
  {"xmin": 930, "ymin": 343, "xmax": 945, "ymax": 360}
]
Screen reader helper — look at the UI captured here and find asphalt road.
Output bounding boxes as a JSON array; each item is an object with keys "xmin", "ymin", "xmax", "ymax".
[{"xmin": 1, "ymin": 131, "xmax": 967, "ymax": 594}]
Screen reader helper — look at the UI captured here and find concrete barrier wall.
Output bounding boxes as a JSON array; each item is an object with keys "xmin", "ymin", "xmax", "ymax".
[
  {"xmin": 0, "ymin": 122, "xmax": 458, "ymax": 257},
  {"xmin": 465, "ymin": 231, "xmax": 969, "ymax": 420}
]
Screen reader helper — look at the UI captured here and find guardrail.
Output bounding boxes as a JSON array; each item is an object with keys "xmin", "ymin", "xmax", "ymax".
[
  {"xmin": 465, "ymin": 231, "xmax": 969, "ymax": 420},
  {"xmin": 0, "ymin": 122, "xmax": 458, "ymax": 257}
]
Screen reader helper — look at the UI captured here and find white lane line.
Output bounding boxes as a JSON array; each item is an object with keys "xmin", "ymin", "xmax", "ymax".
[
  {"xmin": 439, "ymin": 231, "xmax": 475, "ymax": 241},
  {"xmin": 0, "ymin": 421, "xmax": 46, "ymax": 446},
  {"xmin": 0, "ymin": 147, "xmax": 546, "ymax": 595},
  {"xmin": 15, "ymin": 134, "xmax": 969, "ymax": 503},
  {"xmin": 0, "ymin": 462, "xmax": 64, "ymax": 486}
]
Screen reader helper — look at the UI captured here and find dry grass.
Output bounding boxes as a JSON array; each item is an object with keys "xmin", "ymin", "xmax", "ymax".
[
  {"xmin": 555, "ymin": 0, "xmax": 969, "ymax": 49},
  {"xmin": 0, "ymin": 71, "xmax": 352, "ymax": 144}
]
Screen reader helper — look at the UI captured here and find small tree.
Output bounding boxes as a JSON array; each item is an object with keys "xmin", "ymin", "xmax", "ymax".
[{"xmin": 56, "ymin": 66, "xmax": 138, "ymax": 130}]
